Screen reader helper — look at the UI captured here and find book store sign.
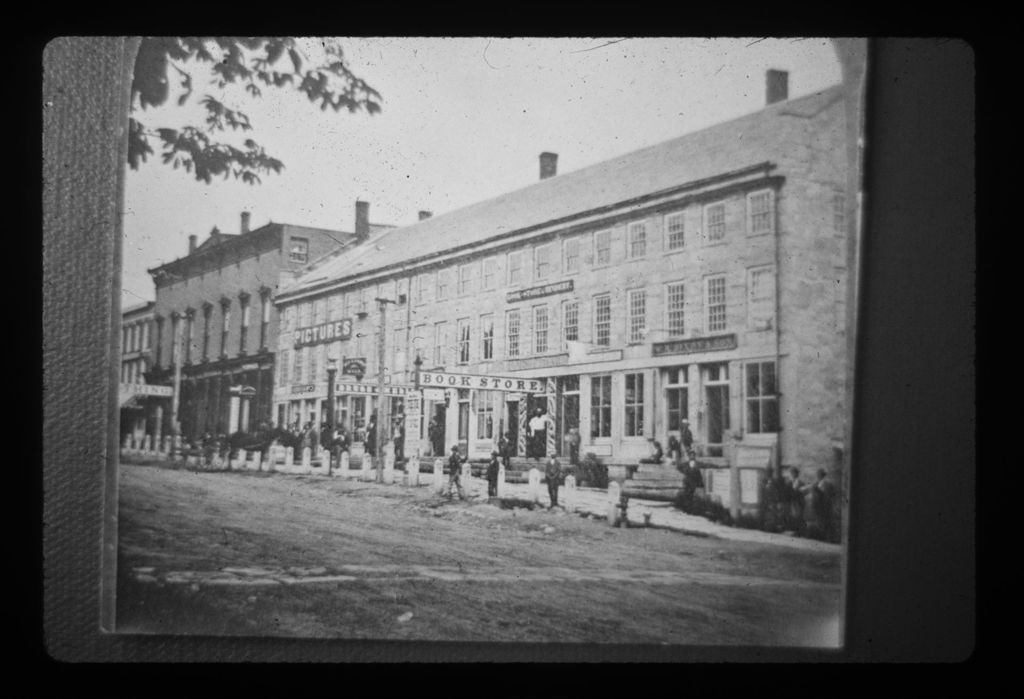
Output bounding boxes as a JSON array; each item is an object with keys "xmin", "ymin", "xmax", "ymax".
[
  {"xmin": 293, "ymin": 318, "xmax": 353, "ymax": 349},
  {"xmin": 506, "ymin": 279, "xmax": 573, "ymax": 303},
  {"xmin": 419, "ymin": 370, "xmax": 543, "ymax": 393},
  {"xmin": 652, "ymin": 334, "xmax": 738, "ymax": 357}
]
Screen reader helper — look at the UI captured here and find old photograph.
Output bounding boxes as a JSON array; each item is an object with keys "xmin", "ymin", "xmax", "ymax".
[{"xmin": 110, "ymin": 37, "xmax": 866, "ymax": 646}]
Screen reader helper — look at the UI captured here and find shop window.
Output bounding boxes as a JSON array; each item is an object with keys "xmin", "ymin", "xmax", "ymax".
[
  {"xmin": 590, "ymin": 375, "xmax": 612, "ymax": 439},
  {"xmin": 475, "ymin": 390, "xmax": 496, "ymax": 439},
  {"xmin": 745, "ymin": 361, "xmax": 779, "ymax": 433},
  {"xmin": 625, "ymin": 373, "xmax": 644, "ymax": 437},
  {"xmin": 666, "ymin": 366, "xmax": 689, "ymax": 432}
]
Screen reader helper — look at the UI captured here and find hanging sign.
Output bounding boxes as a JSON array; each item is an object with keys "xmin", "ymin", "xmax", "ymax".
[{"xmin": 342, "ymin": 357, "xmax": 366, "ymax": 379}]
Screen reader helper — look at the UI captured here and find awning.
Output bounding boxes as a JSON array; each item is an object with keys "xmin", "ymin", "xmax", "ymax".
[{"xmin": 120, "ymin": 394, "xmax": 143, "ymax": 410}]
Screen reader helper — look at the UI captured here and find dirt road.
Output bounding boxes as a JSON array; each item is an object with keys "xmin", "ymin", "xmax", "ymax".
[{"xmin": 116, "ymin": 463, "xmax": 842, "ymax": 645}]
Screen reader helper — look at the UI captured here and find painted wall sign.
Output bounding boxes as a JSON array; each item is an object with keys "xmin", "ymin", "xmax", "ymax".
[
  {"xmin": 293, "ymin": 318, "xmax": 353, "ymax": 349},
  {"xmin": 505, "ymin": 279, "xmax": 573, "ymax": 303},
  {"xmin": 419, "ymin": 370, "xmax": 543, "ymax": 393},
  {"xmin": 288, "ymin": 381, "xmax": 412, "ymax": 397},
  {"xmin": 652, "ymin": 333, "xmax": 738, "ymax": 357},
  {"xmin": 421, "ymin": 387, "xmax": 447, "ymax": 401}
]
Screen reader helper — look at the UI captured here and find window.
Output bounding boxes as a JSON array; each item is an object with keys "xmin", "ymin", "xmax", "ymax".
[
  {"xmin": 475, "ymin": 391, "xmax": 496, "ymax": 439},
  {"xmin": 747, "ymin": 266, "xmax": 776, "ymax": 330},
  {"xmin": 666, "ymin": 212, "xmax": 685, "ymax": 250},
  {"xmin": 705, "ymin": 202, "xmax": 726, "ymax": 242},
  {"xmin": 627, "ymin": 289, "xmax": 646, "ymax": 343},
  {"xmin": 154, "ymin": 316, "xmax": 164, "ymax": 366},
  {"xmin": 746, "ymin": 361, "xmax": 779, "ymax": 433},
  {"xmin": 705, "ymin": 275, "xmax": 727, "ymax": 332},
  {"xmin": 562, "ymin": 300, "xmax": 579, "ymax": 347},
  {"xmin": 667, "ymin": 282, "xmax": 685, "ymax": 336},
  {"xmin": 482, "ymin": 257, "xmax": 497, "ymax": 290},
  {"xmin": 833, "ymin": 189, "xmax": 846, "ymax": 234},
  {"xmin": 590, "ymin": 375, "xmax": 612, "ymax": 439},
  {"xmin": 594, "ymin": 294, "xmax": 611, "ymax": 346},
  {"xmin": 507, "ymin": 250, "xmax": 525, "ymax": 285},
  {"xmin": 436, "ymin": 268, "xmax": 450, "ymax": 300},
  {"xmin": 312, "ymin": 298, "xmax": 325, "ymax": 325},
  {"xmin": 457, "ymin": 318, "xmax": 471, "ymax": 364},
  {"xmin": 260, "ymin": 293, "xmax": 271, "ymax": 349},
  {"xmin": 279, "ymin": 348, "xmax": 290, "ymax": 386},
  {"xmin": 289, "ymin": 237, "xmax": 309, "ymax": 264},
  {"xmin": 506, "ymin": 309, "xmax": 521, "ymax": 358},
  {"xmin": 481, "ymin": 314, "xmax": 494, "ymax": 360},
  {"xmin": 458, "ymin": 263, "xmax": 476, "ymax": 296},
  {"xmin": 665, "ymin": 367, "xmax": 689, "ymax": 432},
  {"xmin": 293, "ymin": 346, "xmax": 304, "ymax": 383},
  {"xmin": 309, "ymin": 344, "xmax": 319, "ymax": 383},
  {"xmin": 535, "ymin": 243, "xmax": 553, "ymax": 279},
  {"xmin": 625, "ymin": 373, "xmax": 645, "ymax": 437},
  {"xmin": 594, "ymin": 230, "xmax": 611, "ymax": 266},
  {"xmin": 564, "ymin": 237, "xmax": 580, "ymax": 273},
  {"xmin": 412, "ymin": 324, "xmax": 427, "ymax": 362},
  {"xmin": 239, "ymin": 293, "xmax": 250, "ymax": 353},
  {"xmin": 747, "ymin": 190, "xmax": 775, "ymax": 235},
  {"xmin": 202, "ymin": 304, "xmax": 212, "ymax": 359},
  {"xmin": 184, "ymin": 311, "xmax": 194, "ymax": 364},
  {"xmin": 433, "ymin": 321, "xmax": 448, "ymax": 366},
  {"xmin": 628, "ymin": 222, "xmax": 647, "ymax": 259},
  {"xmin": 534, "ymin": 305, "xmax": 549, "ymax": 353},
  {"xmin": 417, "ymin": 272, "xmax": 433, "ymax": 305}
]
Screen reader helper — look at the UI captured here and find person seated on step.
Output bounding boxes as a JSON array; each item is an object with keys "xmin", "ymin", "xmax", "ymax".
[{"xmin": 638, "ymin": 438, "xmax": 664, "ymax": 465}]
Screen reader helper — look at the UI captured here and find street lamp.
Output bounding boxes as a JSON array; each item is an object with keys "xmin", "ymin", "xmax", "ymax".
[{"xmin": 326, "ymin": 354, "xmax": 338, "ymax": 475}]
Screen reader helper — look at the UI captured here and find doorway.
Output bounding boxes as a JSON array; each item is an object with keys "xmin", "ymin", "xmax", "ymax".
[
  {"xmin": 505, "ymin": 400, "xmax": 519, "ymax": 456},
  {"xmin": 703, "ymin": 363, "xmax": 730, "ymax": 457}
]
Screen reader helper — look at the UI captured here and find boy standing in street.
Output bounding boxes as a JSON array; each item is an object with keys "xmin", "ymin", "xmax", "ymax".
[
  {"xmin": 545, "ymin": 457, "xmax": 563, "ymax": 509},
  {"xmin": 486, "ymin": 449, "xmax": 501, "ymax": 497},
  {"xmin": 445, "ymin": 445, "xmax": 467, "ymax": 500}
]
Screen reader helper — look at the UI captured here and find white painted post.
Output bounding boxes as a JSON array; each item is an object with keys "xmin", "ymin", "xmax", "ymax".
[
  {"xmin": 211, "ymin": 452, "xmax": 223, "ymax": 470},
  {"xmin": 383, "ymin": 451, "xmax": 395, "ymax": 484},
  {"xmin": 433, "ymin": 458, "xmax": 445, "ymax": 494},
  {"xmin": 564, "ymin": 474, "xmax": 576, "ymax": 513},
  {"xmin": 340, "ymin": 451, "xmax": 350, "ymax": 478},
  {"xmin": 528, "ymin": 467, "xmax": 541, "ymax": 504},
  {"xmin": 253, "ymin": 450, "xmax": 262, "ymax": 472},
  {"xmin": 319, "ymin": 447, "xmax": 330, "ymax": 471},
  {"xmin": 362, "ymin": 454, "xmax": 375, "ymax": 481},
  {"xmin": 607, "ymin": 481, "xmax": 622, "ymax": 525},
  {"xmin": 497, "ymin": 464, "xmax": 506, "ymax": 497},
  {"xmin": 285, "ymin": 446, "xmax": 294, "ymax": 471},
  {"xmin": 301, "ymin": 447, "xmax": 312, "ymax": 472}
]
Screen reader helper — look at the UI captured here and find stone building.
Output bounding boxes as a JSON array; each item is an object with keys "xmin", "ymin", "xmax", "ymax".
[
  {"xmin": 273, "ymin": 73, "xmax": 853, "ymax": 480},
  {"xmin": 147, "ymin": 204, "xmax": 392, "ymax": 440},
  {"xmin": 118, "ymin": 300, "xmax": 155, "ymax": 444}
]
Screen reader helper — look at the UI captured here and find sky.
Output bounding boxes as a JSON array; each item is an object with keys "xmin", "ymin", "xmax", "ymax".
[{"xmin": 121, "ymin": 37, "xmax": 842, "ymax": 309}]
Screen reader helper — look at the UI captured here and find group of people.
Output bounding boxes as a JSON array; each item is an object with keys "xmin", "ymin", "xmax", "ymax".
[
  {"xmin": 445, "ymin": 443, "xmax": 565, "ymax": 509},
  {"xmin": 761, "ymin": 466, "xmax": 836, "ymax": 540}
]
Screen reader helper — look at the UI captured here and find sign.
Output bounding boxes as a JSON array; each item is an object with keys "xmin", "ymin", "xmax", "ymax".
[
  {"xmin": 739, "ymin": 468, "xmax": 761, "ymax": 505},
  {"xmin": 229, "ymin": 385, "xmax": 256, "ymax": 397},
  {"xmin": 288, "ymin": 381, "xmax": 412, "ymax": 397},
  {"xmin": 506, "ymin": 279, "xmax": 573, "ymax": 303},
  {"xmin": 421, "ymin": 387, "xmax": 447, "ymax": 401},
  {"xmin": 342, "ymin": 357, "xmax": 366, "ymax": 379},
  {"xmin": 652, "ymin": 333, "xmax": 738, "ymax": 357},
  {"xmin": 119, "ymin": 383, "xmax": 173, "ymax": 397},
  {"xmin": 404, "ymin": 391, "xmax": 421, "ymax": 438},
  {"xmin": 291, "ymin": 383, "xmax": 317, "ymax": 394},
  {"xmin": 419, "ymin": 370, "xmax": 543, "ymax": 393},
  {"xmin": 293, "ymin": 318, "xmax": 353, "ymax": 349}
]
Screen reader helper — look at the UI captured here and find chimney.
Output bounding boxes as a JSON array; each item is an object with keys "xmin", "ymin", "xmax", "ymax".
[
  {"xmin": 240, "ymin": 210, "xmax": 251, "ymax": 234},
  {"xmin": 188, "ymin": 234, "xmax": 197, "ymax": 254},
  {"xmin": 418, "ymin": 210, "xmax": 433, "ymax": 221},
  {"xmin": 355, "ymin": 200, "xmax": 370, "ymax": 241},
  {"xmin": 539, "ymin": 152, "xmax": 558, "ymax": 180},
  {"xmin": 766, "ymin": 69, "xmax": 789, "ymax": 105}
]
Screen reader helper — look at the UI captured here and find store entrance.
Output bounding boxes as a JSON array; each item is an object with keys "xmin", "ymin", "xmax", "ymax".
[
  {"xmin": 505, "ymin": 400, "xmax": 519, "ymax": 456},
  {"xmin": 702, "ymin": 363, "xmax": 730, "ymax": 457},
  {"xmin": 430, "ymin": 403, "xmax": 447, "ymax": 456}
]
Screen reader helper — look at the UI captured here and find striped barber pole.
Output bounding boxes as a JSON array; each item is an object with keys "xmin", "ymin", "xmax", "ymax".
[
  {"xmin": 517, "ymin": 399, "xmax": 527, "ymax": 457},
  {"xmin": 546, "ymin": 378, "xmax": 557, "ymax": 457}
]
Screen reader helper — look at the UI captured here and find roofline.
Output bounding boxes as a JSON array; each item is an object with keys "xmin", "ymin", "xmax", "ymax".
[
  {"xmin": 277, "ymin": 161, "xmax": 778, "ymax": 303},
  {"xmin": 122, "ymin": 300, "xmax": 156, "ymax": 316}
]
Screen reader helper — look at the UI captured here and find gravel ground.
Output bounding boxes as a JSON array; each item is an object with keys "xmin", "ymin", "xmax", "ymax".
[{"xmin": 116, "ymin": 462, "xmax": 843, "ymax": 646}]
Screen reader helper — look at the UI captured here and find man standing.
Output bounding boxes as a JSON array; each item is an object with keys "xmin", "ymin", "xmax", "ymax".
[
  {"xmin": 497, "ymin": 431, "xmax": 512, "ymax": 470},
  {"xmin": 444, "ymin": 445, "xmax": 466, "ymax": 500},
  {"xmin": 365, "ymin": 412, "xmax": 377, "ymax": 457},
  {"xmin": 545, "ymin": 457, "xmax": 563, "ymax": 509},
  {"xmin": 528, "ymin": 408, "xmax": 550, "ymax": 462},
  {"xmin": 680, "ymin": 419, "xmax": 694, "ymax": 460},
  {"xmin": 393, "ymin": 413, "xmax": 406, "ymax": 463},
  {"xmin": 486, "ymin": 449, "xmax": 501, "ymax": 497}
]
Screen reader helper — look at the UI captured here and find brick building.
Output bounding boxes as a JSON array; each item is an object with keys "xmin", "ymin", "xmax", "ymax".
[
  {"xmin": 118, "ymin": 300, "xmax": 155, "ymax": 444},
  {"xmin": 147, "ymin": 205, "xmax": 392, "ymax": 440},
  {"xmin": 273, "ymin": 73, "xmax": 853, "ymax": 481}
]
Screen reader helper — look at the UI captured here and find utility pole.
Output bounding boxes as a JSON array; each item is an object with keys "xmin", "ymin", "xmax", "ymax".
[{"xmin": 374, "ymin": 297, "xmax": 396, "ymax": 483}]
